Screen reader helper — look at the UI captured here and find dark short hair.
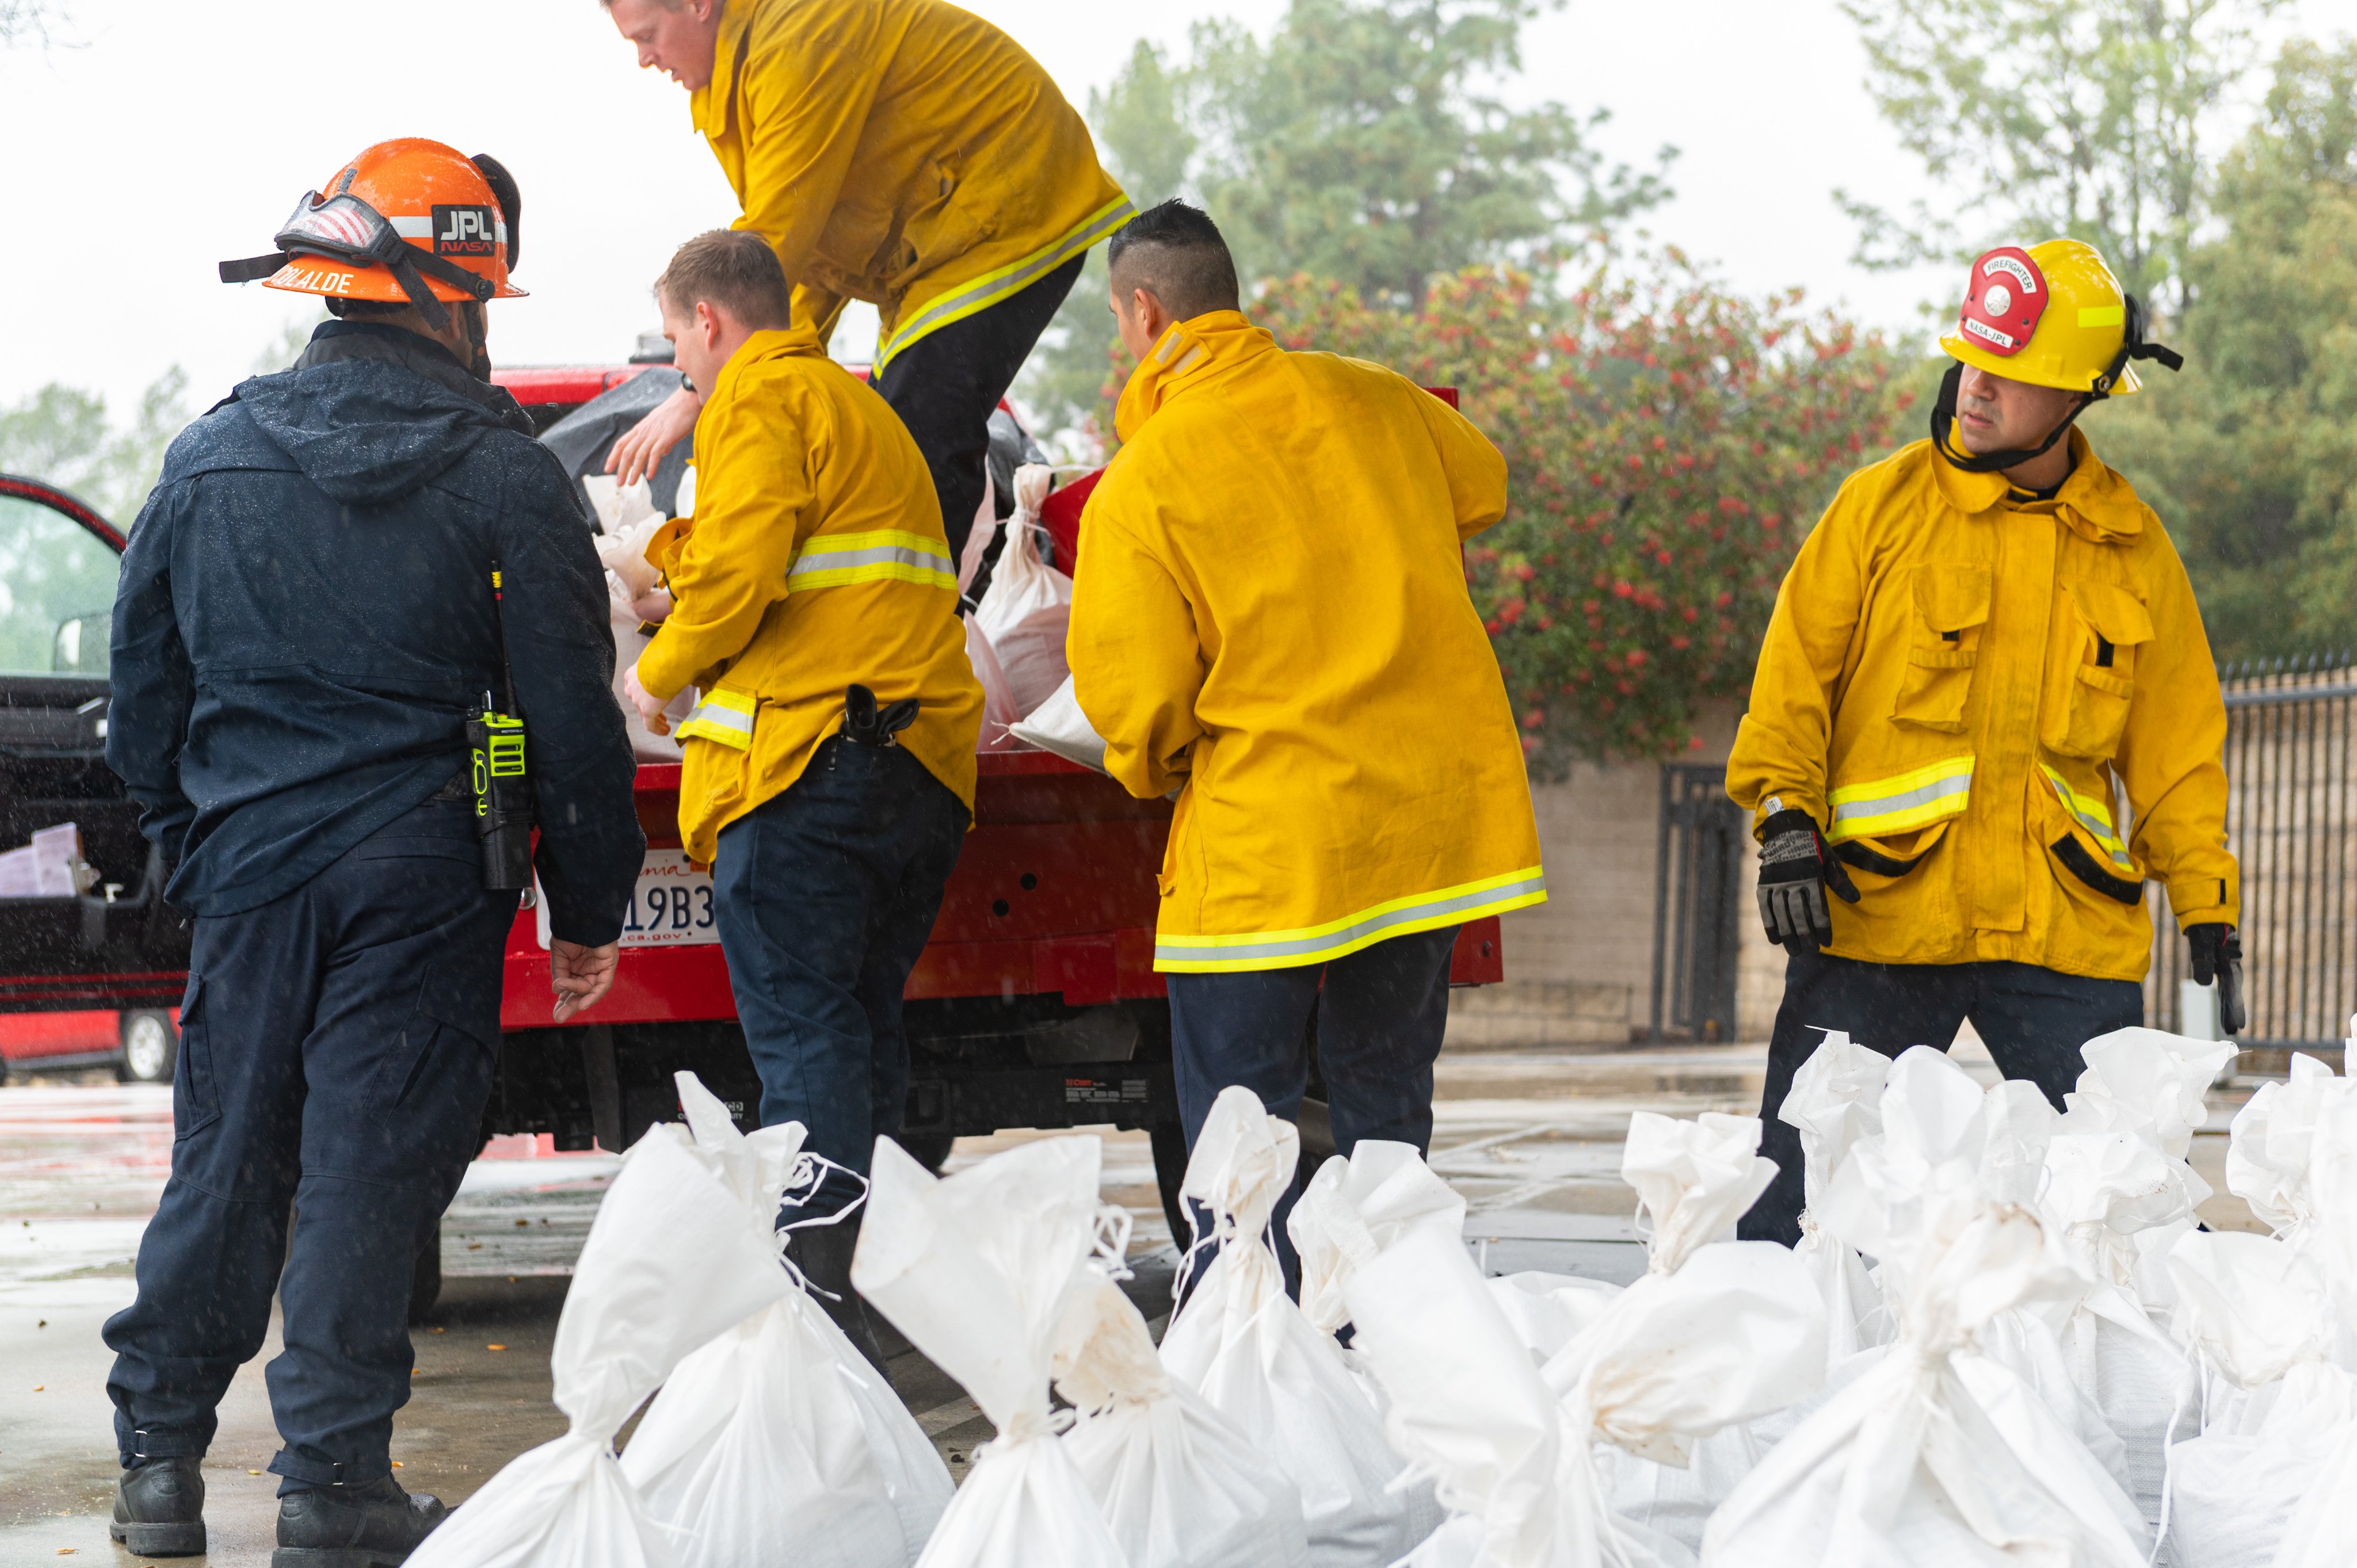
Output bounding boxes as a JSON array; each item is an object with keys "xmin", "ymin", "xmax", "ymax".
[
  {"xmin": 1108, "ymin": 200, "xmax": 1241, "ymax": 322},
  {"xmin": 655, "ymin": 229, "xmax": 792, "ymax": 331}
]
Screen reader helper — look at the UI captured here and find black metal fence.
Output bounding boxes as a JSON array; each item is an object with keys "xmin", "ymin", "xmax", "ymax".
[
  {"xmin": 2144, "ymin": 654, "xmax": 2357, "ymax": 1048},
  {"xmin": 1652, "ymin": 763, "xmax": 1744, "ymax": 1043}
]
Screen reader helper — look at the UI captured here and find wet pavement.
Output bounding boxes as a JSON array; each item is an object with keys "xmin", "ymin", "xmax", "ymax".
[{"xmin": 0, "ymin": 1037, "xmax": 2270, "ymax": 1563}]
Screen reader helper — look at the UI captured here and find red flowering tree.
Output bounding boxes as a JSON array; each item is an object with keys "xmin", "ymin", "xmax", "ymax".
[{"xmin": 1078, "ymin": 249, "xmax": 1912, "ymax": 773}]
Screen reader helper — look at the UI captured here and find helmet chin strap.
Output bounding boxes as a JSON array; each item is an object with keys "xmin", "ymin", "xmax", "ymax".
[
  {"xmin": 1927, "ymin": 362, "xmax": 2089, "ymax": 474},
  {"xmin": 461, "ymin": 300, "xmax": 493, "ymax": 381},
  {"xmin": 1931, "ymin": 290, "xmax": 2184, "ymax": 475}
]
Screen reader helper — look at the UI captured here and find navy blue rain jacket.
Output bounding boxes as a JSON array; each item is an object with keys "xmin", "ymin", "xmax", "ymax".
[{"xmin": 106, "ymin": 322, "xmax": 643, "ymax": 944}]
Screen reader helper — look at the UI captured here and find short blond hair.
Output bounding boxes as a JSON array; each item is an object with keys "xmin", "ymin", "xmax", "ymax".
[{"xmin": 655, "ymin": 230, "xmax": 791, "ymax": 331}]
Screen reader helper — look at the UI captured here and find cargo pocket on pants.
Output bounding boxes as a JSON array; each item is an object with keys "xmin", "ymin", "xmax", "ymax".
[{"xmin": 172, "ymin": 975, "xmax": 220, "ymax": 1138}]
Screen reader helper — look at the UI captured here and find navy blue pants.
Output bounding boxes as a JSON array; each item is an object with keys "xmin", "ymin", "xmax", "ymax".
[
  {"xmin": 1740, "ymin": 948, "xmax": 2145, "ymax": 1244},
  {"xmin": 1168, "ymin": 924, "xmax": 1460, "ymax": 1287},
  {"xmin": 104, "ymin": 797, "xmax": 513, "ymax": 1490},
  {"xmin": 711, "ymin": 740, "xmax": 967, "ymax": 1205}
]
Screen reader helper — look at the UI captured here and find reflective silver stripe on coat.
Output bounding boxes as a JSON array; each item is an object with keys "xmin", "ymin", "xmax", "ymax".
[
  {"xmin": 1829, "ymin": 769, "xmax": 1972, "ymax": 831},
  {"xmin": 787, "ymin": 541, "xmax": 954, "ymax": 582},
  {"xmin": 1152, "ymin": 871, "xmax": 1547, "ymax": 967}
]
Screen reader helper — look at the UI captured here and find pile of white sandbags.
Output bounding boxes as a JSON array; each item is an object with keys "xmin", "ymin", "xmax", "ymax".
[
  {"xmin": 411, "ymin": 1031, "xmax": 2348, "ymax": 1568},
  {"xmin": 1707, "ymin": 1044, "xmax": 2153, "ymax": 1567},
  {"xmin": 2162, "ymin": 1037, "xmax": 2356, "ymax": 1566}
]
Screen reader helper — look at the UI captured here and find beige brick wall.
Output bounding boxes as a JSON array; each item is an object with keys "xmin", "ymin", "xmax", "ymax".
[{"xmin": 1454, "ymin": 698, "xmax": 1786, "ymax": 1047}]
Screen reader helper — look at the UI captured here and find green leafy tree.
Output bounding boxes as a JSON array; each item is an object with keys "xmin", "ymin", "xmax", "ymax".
[
  {"xmin": 1020, "ymin": 0, "xmax": 1671, "ymax": 440},
  {"xmin": 2102, "ymin": 39, "xmax": 2357, "ymax": 659},
  {"xmin": 1188, "ymin": 0, "xmax": 1669, "ymax": 307},
  {"xmin": 1250, "ymin": 253, "xmax": 1909, "ymax": 769},
  {"xmin": 0, "ymin": 369, "xmax": 191, "ymax": 527},
  {"xmin": 1839, "ymin": 0, "xmax": 2283, "ymax": 312},
  {"xmin": 1022, "ymin": 40, "xmax": 1197, "ymax": 451}
]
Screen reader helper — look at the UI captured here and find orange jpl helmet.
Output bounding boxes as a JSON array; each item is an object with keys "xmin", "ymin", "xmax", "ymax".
[{"xmin": 219, "ymin": 139, "xmax": 525, "ymax": 332}]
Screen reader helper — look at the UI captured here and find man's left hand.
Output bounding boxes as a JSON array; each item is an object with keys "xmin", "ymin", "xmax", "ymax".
[
  {"xmin": 550, "ymin": 939, "xmax": 620, "ymax": 1023},
  {"xmin": 2187, "ymin": 923, "xmax": 2245, "ymax": 1036},
  {"xmin": 623, "ymin": 663, "xmax": 670, "ymax": 734}
]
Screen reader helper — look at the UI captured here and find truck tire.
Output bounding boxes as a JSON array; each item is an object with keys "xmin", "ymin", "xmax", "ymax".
[
  {"xmin": 116, "ymin": 1010, "xmax": 178, "ymax": 1085},
  {"xmin": 407, "ymin": 1234, "xmax": 443, "ymax": 1326}
]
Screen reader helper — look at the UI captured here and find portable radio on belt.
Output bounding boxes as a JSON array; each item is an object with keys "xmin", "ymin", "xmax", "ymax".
[{"xmin": 470, "ymin": 559, "xmax": 535, "ymax": 892}]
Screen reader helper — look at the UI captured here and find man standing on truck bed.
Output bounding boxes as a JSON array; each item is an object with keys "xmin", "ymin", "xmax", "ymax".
[
  {"xmin": 1066, "ymin": 201, "xmax": 1547, "ymax": 1279},
  {"xmin": 101, "ymin": 139, "xmax": 643, "ymax": 1563},
  {"xmin": 1727, "ymin": 239, "xmax": 2242, "ymax": 1245},
  {"xmin": 600, "ymin": 0, "xmax": 1131, "ymax": 578},
  {"xmin": 623, "ymin": 230, "xmax": 984, "ymax": 1368}
]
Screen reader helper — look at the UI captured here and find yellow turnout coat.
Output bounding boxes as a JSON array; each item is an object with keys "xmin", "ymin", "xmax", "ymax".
[
  {"xmin": 635, "ymin": 327, "xmax": 982, "ymax": 863},
  {"xmin": 1067, "ymin": 311, "xmax": 1546, "ymax": 973},
  {"xmin": 1726, "ymin": 430, "xmax": 2237, "ymax": 981},
  {"xmin": 691, "ymin": 0, "xmax": 1132, "ymax": 369}
]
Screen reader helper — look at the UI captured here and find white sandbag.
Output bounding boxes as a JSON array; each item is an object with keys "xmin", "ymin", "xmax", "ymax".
[
  {"xmin": 972, "ymin": 466, "xmax": 1071, "ymax": 715},
  {"xmin": 1482, "ymin": 1272, "xmax": 1622, "ymax": 1362},
  {"xmin": 1286, "ymin": 1140, "xmax": 1464, "ymax": 1545},
  {"xmin": 2228, "ymin": 1047, "xmax": 2350, "ymax": 1245},
  {"xmin": 1053, "ymin": 1271, "xmax": 1310, "ymax": 1568},
  {"xmin": 1344, "ymin": 1226, "xmax": 1596, "ymax": 1568},
  {"xmin": 852, "ymin": 1135, "xmax": 1128, "ymax": 1568},
  {"xmin": 1776, "ymin": 1033, "xmax": 1892, "ymax": 1366},
  {"xmin": 1354, "ymin": 1223, "xmax": 1823, "ymax": 1568},
  {"xmin": 957, "ymin": 473, "xmax": 996, "ymax": 596},
  {"xmin": 2067, "ymin": 1026, "xmax": 2237, "ymax": 1162},
  {"xmin": 2034, "ymin": 1073, "xmax": 2210, "ymax": 1538},
  {"xmin": 619, "ymin": 1076, "xmax": 949, "ymax": 1568},
  {"xmin": 1158, "ymin": 1086, "xmax": 1418, "ymax": 1567},
  {"xmin": 1706, "ymin": 1047, "xmax": 2150, "ymax": 1568},
  {"xmin": 1604, "ymin": 1113, "xmax": 1799, "ymax": 1552},
  {"xmin": 2163, "ymin": 1227, "xmax": 2352, "ymax": 1566},
  {"xmin": 406, "ymin": 1123, "xmax": 794, "ymax": 1568},
  {"xmin": 1290, "ymin": 1140, "xmax": 1469, "ymax": 1338},
  {"xmin": 1006, "ymin": 674, "xmax": 1109, "ymax": 773},
  {"xmin": 964, "ymin": 616, "xmax": 1024, "ymax": 753},
  {"xmin": 592, "ymin": 499, "xmax": 690, "ymax": 761}
]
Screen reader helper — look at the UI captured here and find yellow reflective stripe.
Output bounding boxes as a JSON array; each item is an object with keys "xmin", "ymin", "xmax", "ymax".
[
  {"xmin": 1153, "ymin": 867, "xmax": 1547, "ymax": 973},
  {"xmin": 785, "ymin": 529, "xmax": 957, "ymax": 594},
  {"xmin": 676, "ymin": 688, "xmax": 754, "ymax": 751},
  {"xmin": 2078, "ymin": 305, "xmax": 2126, "ymax": 329},
  {"xmin": 2041, "ymin": 764, "xmax": 2134, "ymax": 871},
  {"xmin": 1825, "ymin": 755, "xmax": 1975, "ymax": 842},
  {"xmin": 874, "ymin": 196, "xmax": 1138, "ymax": 369}
]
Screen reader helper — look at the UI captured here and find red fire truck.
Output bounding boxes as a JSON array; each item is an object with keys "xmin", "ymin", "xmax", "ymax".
[{"xmin": 0, "ymin": 368, "xmax": 1504, "ymax": 1287}]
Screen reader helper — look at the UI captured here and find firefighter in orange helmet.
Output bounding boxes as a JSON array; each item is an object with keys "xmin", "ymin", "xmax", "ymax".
[
  {"xmin": 102, "ymin": 139, "xmax": 642, "ymax": 1561},
  {"xmin": 1727, "ymin": 239, "xmax": 2242, "ymax": 1243}
]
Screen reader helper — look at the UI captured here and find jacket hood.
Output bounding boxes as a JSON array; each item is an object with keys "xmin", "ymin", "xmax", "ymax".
[
  {"xmin": 226, "ymin": 326, "xmax": 529, "ymax": 507},
  {"xmin": 1114, "ymin": 310, "xmax": 1277, "ymax": 442}
]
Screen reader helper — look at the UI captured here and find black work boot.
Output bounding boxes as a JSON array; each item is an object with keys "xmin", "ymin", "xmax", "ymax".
[
  {"xmin": 788, "ymin": 1214, "xmax": 890, "ymax": 1375},
  {"xmin": 110, "ymin": 1456, "xmax": 207, "ymax": 1556},
  {"xmin": 273, "ymin": 1475, "xmax": 448, "ymax": 1567}
]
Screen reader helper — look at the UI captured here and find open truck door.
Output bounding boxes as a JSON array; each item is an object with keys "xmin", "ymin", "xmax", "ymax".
[{"xmin": 0, "ymin": 476, "xmax": 189, "ymax": 1016}]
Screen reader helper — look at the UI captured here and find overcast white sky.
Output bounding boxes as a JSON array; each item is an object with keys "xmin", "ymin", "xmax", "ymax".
[{"xmin": 4, "ymin": 0, "xmax": 2355, "ymax": 424}]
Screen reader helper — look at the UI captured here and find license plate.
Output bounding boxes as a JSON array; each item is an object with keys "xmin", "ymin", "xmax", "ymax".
[{"xmin": 535, "ymin": 850, "xmax": 720, "ymax": 949}]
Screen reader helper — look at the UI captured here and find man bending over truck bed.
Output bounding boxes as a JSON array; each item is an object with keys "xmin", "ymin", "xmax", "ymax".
[
  {"xmin": 601, "ymin": 0, "xmax": 1130, "ymax": 588},
  {"xmin": 1066, "ymin": 201, "xmax": 1548, "ymax": 1287},
  {"xmin": 624, "ymin": 230, "xmax": 983, "ymax": 1366}
]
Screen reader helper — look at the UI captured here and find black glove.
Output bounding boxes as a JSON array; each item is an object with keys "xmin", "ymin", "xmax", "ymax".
[
  {"xmin": 1755, "ymin": 808, "xmax": 1860, "ymax": 952},
  {"xmin": 2187, "ymin": 923, "xmax": 2245, "ymax": 1036}
]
